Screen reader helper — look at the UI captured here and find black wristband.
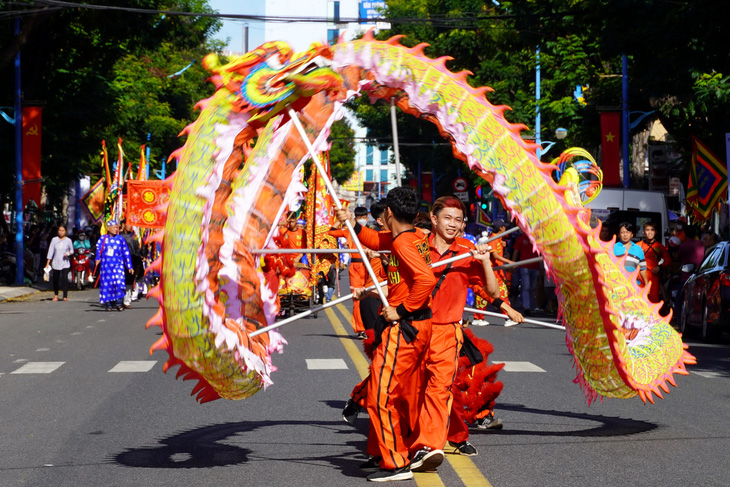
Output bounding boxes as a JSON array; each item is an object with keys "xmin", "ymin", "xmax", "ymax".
[
  {"xmin": 492, "ymin": 298, "xmax": 504, "ymax": 309},
  {"xmin": 395, "ymin": 303, "xmax": 408, "ymax": 319}
]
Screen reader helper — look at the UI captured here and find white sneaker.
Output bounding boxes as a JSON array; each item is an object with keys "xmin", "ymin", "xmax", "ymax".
[
  {"xmin": 504, "ymin": 319, "xmax": 519, "ymax": 327},
  {"xmin": 471, "ymin": 319, "xmax": 489, "ymax": 327}
]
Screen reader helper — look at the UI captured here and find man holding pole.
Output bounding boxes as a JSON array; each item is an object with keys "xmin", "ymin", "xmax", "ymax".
[
  {"xmin": 336, "ymin": 187, "xmax": 437, "ymax": 482},
  {"xmin": 409, "ymin": 196, "xmax": 499, "ymax": 458}
]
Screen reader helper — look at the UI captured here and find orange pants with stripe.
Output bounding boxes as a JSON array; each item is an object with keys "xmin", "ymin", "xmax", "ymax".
[
  {"xmin": 368, "ymin": 319, "xmax": 432, "ymax": 470},
  {"xmin": 447, "ymin": 387, "xmax": 470, "ymax": 444},
  {"xmin": 404, "ymin": 323, "xmax": 464, "ymax": 452}
]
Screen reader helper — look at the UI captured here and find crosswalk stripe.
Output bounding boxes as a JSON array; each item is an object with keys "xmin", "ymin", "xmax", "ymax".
[
  {"xmin": 11, "ymin": 362, "xmax": 65, "ymax": 374},
  {"xmin": 306, "ymin": 359, "xmax": 348, "ymax": 370},
  {"xmin": 493, "ymin": 361, "xmax": 546, "ymax": 372},
  {"xmin": 108, "ymin": 361, "xmax": 157, "ymax": 373}
]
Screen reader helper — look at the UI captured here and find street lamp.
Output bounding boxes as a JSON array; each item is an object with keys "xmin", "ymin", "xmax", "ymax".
[{"xmin": 539, "ymin": 128, "xmax": 568, "ymax": 158}]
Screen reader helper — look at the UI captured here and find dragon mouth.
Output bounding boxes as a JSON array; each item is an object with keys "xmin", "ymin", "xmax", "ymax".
[{"xmin": 264, "ymin": 54, "xmax": 332, "ymax": 90}]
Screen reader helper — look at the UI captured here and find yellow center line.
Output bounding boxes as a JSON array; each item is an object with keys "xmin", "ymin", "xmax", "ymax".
[
  {"xmin": 447, "ymin": 455, "xmax": 494, "ymax": 487},
  {"xmin": 326, "ymin": 303, "xmax": 489, "ymax": 487},
  {"xmin": 325, "ymin": 307, "xmax": 369, "ymax": 380}
]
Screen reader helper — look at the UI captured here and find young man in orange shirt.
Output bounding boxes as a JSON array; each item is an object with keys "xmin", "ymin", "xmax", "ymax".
[
  {"xmin": 411, "ymin": 196, "xmax": 499, "ymax": 458},
  {"xmin": 336, "ymin": 187, "xmax": 436, "ymax": 482}
]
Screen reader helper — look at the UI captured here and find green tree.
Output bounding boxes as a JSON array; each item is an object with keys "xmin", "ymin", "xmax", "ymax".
[
  {"xmin": 328, "ymin": 118, "xmax": 357, "ymax": 185},
  {"xmin": 0, "ymin": 1, "xmax": 223, "ymax": 209}
]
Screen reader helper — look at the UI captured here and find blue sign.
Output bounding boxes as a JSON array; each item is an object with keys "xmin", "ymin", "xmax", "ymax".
[{"xmin": 359, "ymin": 1, "xmax": 386, "ymax": 23}]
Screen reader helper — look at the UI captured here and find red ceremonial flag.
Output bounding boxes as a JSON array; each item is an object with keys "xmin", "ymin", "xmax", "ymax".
[
  {"xmin": 600, "ymin": 112, "xmax": 621, "ymax": 187},
  {"xmin": 126, "ymin": 180, "xmax": 170, "ymax": 228},
  {"xmin": 421, "ymin": 172, "xmax": 433, "ymax": 203},
  {"xmin": 22, "ymin": 106, "xmax": 43, "ymax": 208}
]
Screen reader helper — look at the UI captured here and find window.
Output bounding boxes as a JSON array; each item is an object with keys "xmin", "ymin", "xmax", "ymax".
[
  {"xmin": 380, "ymin": 149, "xmax": 388, "ymax": 165},
  {"xmin": 366, "ymin": 169, "xmax": 373, "ymax": 182},
  {"xmin": 366, "ymin": 146, "xmax": 373, "ymax": 165},
  {"xmin": 698, "ymin": 247, "xmax": 723, "ymax": 272},
  {"xmin": 327, "ymin": 29, "xmax": 339, "ymax": 45},
  {"xmin": 380, "ymin": 169, "xmax": 388, "ymax": 184}
]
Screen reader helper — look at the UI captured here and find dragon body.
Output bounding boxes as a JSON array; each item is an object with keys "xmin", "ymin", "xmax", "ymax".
[{"xmin": 149, "ymin": 33, "xmax": 694, "ymax": 404}]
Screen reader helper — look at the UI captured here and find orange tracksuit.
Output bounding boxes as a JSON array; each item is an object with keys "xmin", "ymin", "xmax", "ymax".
[
  {"xmin": 638, "ymin": 239, "xmax": 671, "ymax": 303},
  {"xmin": 404, "ymin": 237, "xmax": 488, "ymax": 452},
  {"xmin": 329, "ymin": 229, "xmax": 366, "ymax": 333},
  {"xmin": 356, "ymin": 224, "xmax": 436, "ymax": 470}
]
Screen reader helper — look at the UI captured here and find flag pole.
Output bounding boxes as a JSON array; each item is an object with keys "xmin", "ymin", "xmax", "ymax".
[{"xmin": 286, "ymin": 106, "xmax": 389, "ymax": 309}]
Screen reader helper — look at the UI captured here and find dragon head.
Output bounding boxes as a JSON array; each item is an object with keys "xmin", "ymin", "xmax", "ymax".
[{"xmin": 204, "ymin": 41, "xmax": 344, "ymax": 126}]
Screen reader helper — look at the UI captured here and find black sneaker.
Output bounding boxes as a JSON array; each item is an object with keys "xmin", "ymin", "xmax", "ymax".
[
  {"xmin": 410, "ymin": 448, "xmax": 444, "ymax": 472},
  {"xmin": 357, "ymin": 331, "xmax": 367, "ymax": 339},
  {"xmin": 367, "ymin": 466, "xmax": 413, "ymax": 482},
  {"xmin": 342, "ymin": 398, "xmax": 361, "ymax": 426},
  {"xmin": 448, "ymin": 440, "xmax": 478, "ymax": 456},
  {"xmin": 360, "ymin": 456, "xmax": 382, "ymax": 472},
  {"xmin": 475, "ymin": 412, "xmax": 503, "ymax": 430}
]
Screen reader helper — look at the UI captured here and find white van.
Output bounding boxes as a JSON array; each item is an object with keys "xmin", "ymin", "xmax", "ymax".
[{"xmin": 586, "ymin": 189, "xmax": 669, "ymax": 244}]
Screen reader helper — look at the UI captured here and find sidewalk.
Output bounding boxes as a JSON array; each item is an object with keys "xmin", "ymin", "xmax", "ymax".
[{"xmin": 0, "ymin": 280, "xmax": 51, "ymax": 302}]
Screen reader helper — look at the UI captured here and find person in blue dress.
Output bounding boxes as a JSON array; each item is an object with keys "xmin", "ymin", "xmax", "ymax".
[
  {"xmin": 612, "ymin": 222, "xmax": 648, "ymax": 286},
  {"xmin": 95, "ymin": 219, "xmax": 133, "ymax": 311}
]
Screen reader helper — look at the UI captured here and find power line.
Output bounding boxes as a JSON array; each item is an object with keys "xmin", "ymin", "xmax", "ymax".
[{"xmin": 12, "ymin": 0, "xmax": 582, "ymax": 26}]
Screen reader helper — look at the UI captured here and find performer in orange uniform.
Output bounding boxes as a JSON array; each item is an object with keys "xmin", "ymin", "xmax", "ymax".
[
  {"xmin": 638, "ymin": 221, "xmax": 672, "ymax": 303},
  {"xmin": 330, "ymin": 207, "xmax": 370, "ymax": 337},
  {"xmin": 407, "ymin": 196, "xmax": 498, "ymax": 459},
  {"xmin": 274, "ymin": 212, "xmax": 307, "ymax": 260},
  {"xmin": 336, "ymin": 187, "xmax": 436, "ymax": 482}
]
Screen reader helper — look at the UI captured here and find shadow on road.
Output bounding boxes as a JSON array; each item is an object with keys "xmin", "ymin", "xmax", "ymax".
[
  {"xmin": 114, "ymin": 419, "xmax": 368, "ymax": 478},
  {"xmin": 492, "ymin": 403, "xmax": 658, "ymax": 437}
]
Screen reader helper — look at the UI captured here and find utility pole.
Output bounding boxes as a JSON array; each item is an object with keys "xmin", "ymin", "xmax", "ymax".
[
  {"xmin": 14, "ymin": 17, "xmax": 24, "ymax": 285},
  {"xmin": 242, "ymin": 25, "xmax": 249, "ymax": 53},
  {"xmin": 622, "ymin": 54, "xmax": 630, "ymax": 188}
]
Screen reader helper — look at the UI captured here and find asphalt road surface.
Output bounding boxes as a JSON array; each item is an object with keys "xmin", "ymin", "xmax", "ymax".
[{"xmin": 1, "ymin": 278, "xmax": 729, "ymax": 487}]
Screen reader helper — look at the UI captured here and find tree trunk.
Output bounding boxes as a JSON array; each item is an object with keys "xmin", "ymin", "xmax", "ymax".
[{"xmin": 630, "ymin": 121, "xmax": 652, "ymax": 189}]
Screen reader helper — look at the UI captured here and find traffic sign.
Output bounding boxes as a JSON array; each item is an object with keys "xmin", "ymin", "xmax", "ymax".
[{"xmin": 453, "ymin": 177, "xmax": 468, "ymax": 192}]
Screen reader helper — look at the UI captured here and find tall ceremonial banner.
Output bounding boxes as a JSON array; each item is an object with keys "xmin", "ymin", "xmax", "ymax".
[
  {"xmin": 305, "ymin": 154, "xmax": 338, "ymax": 285},
  {"xmin": 127, "ymin": 180, "xmax": 170, "ymax": 228},
  {"xmin": 138, "ymin": 145, "xmax": 148, "ymax": 181},
  {"xmin": 686, "ymin": 136, "xmax": 728, "ymax": 221},
  {"xmin": 600, "ymin": 111, "xmax": 621, "ymax": 187},
  {"xmin": 81, "ymin": 178, "xmax": 106, "ymax": 223},
  {"xmin": 22, "ymin": 106, "xmax": 43, "ymax": 208}
]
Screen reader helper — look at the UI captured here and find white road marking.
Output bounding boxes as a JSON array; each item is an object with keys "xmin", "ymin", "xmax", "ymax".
[
  {"xmin": 11, "ymin": 362, "xmax": 65, "ymax": 374},
  {"xmin": 108, "ymin": 361, "xmax": 157, "ymax": 373},
  {"xmin": 97, "ymin": 320, "xmax": 105, "ymax": 322},
  {"xmin": 86, "ymin": 326, "xmax": 94, "ymax": 329},
  {"xmin": 71, "ymin": 332, "xmax": 83, "ymax": 336},
  {"xmin": 36, "ymin": 348, "xmax": 50, "ymax": 352},
  {"xmin": 691, "ymin": 370, "xmax": 729, "ymax": 379},
  {"xmin": 493, "ymin": 361, "xmax": 546, "ymax": 372},
  {"xmin": 306, "ymin": 359, "xmax": 348, "ymax": 370},
  {"xmin": 13, "ymin": 358, "xmax": 28, "ymax": 363}
]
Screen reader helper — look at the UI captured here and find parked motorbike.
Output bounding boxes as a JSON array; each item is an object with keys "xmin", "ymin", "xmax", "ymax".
[{"xmin": 72, "ymin": 247, "xmax": 92, "ymax": 290}]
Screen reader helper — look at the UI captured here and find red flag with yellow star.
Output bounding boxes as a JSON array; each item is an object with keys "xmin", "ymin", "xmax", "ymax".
[{"xmin": 600, "ymin": 112, "xmax": 621, "ymax": 187}]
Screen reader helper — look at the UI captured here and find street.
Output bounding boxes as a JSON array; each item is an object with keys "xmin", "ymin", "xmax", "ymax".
[{"xmin": 1, "ymin": 279, "xmax": 729, "ymax": 487}]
